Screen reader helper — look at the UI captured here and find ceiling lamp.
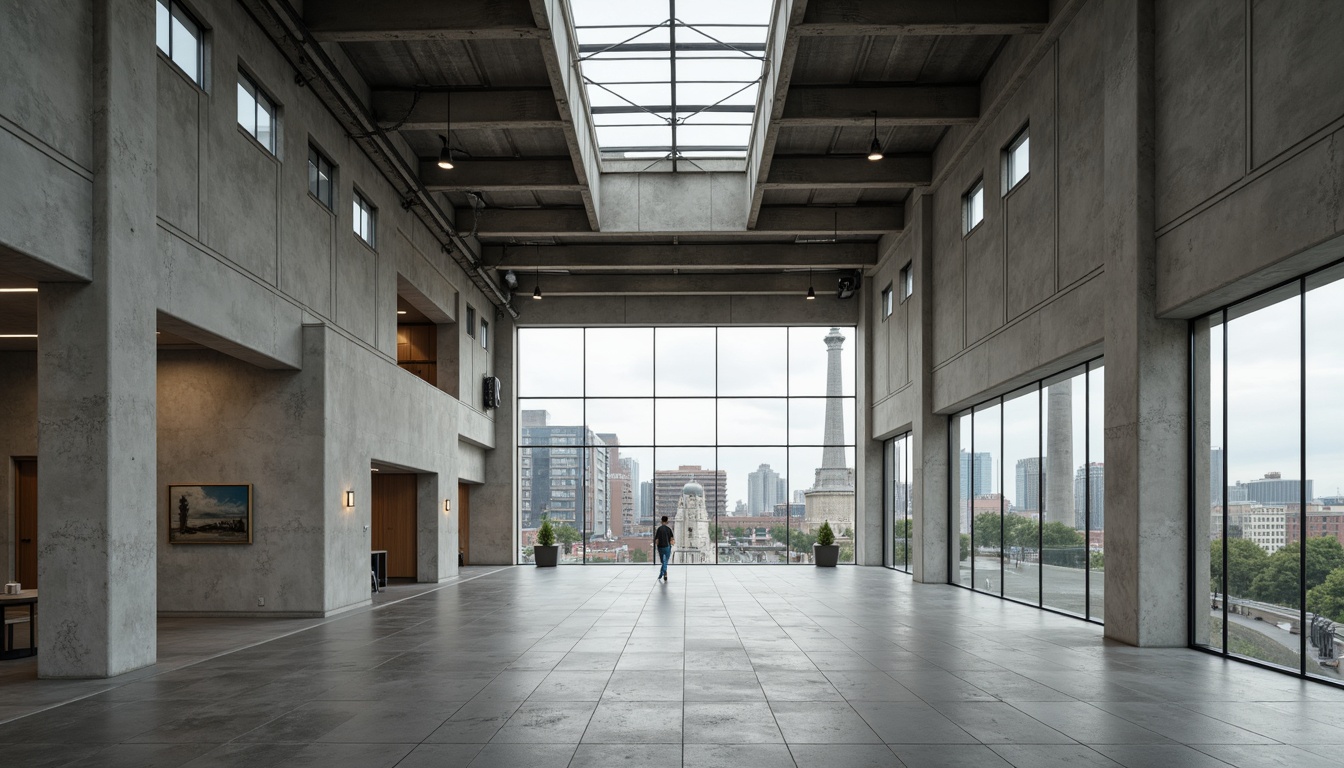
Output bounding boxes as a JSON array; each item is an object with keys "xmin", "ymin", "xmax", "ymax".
[
  {"xmin": 806, "ymin": 270, "xmax": 816, "ymax": 301},
  {"xmin": 533, "ymin": 269, "xmax": 543, "ymax": 300},
  {"xmin": 867, "ymin": 110, "xmax": 883, "ymax": 161},
  {"xmin": 437, "ymin": 90, "xmax": 455, "ymax": 169}
]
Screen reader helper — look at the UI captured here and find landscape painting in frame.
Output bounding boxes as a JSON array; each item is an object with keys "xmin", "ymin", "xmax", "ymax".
[{"xmin": 168, "ymin": 484, "xmax": 252, "ymax": 544}]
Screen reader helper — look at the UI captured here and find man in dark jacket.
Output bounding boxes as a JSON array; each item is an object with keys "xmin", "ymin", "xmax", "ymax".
[{"xmin": 654, "ymin": 516, "xmax": 674, "ymax": 582}]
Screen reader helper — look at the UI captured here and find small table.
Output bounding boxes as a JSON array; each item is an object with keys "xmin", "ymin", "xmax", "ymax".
[{"xmin": 0, "ymin": 590, "xmax": 37, "ymax": 659}]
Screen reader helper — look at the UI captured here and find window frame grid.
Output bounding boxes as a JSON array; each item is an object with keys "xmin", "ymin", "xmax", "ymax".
[
  {"xmin": 948, "ymin": 355, "xmax": 1105, "ymax": 625},
  {"xmin": 156, "ymin": 0, "xmax": 205, "ymax": 87},
  {"xmin": 517, "ymin": 326, "xmax": 858, "ymax": 565},
  {"xmin": 963, "ymin": 179, "xmax": 985, "ymax": 235},
  {"xmin": 1188, "ymin": 254, "xmax": 1344, "ymax": 691},
  {"xmin": 307, "ymin": 144, "xmax": 335, "ymax": 210},
  {"xmin": 1003, "ymin": 125, "xmax": 1030, "ymax": 195},
  {"xmin": 237, "ymin": 70, "xmax": 277, "ymax": 155},
  {"xmin": 352, "ymin": 189, "xmax": 376, "ymax": 248}
]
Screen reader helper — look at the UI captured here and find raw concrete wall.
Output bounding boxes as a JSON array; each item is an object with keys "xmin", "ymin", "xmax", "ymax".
[
  {"xmin": 0, "ymin": 352, "xmax": 38, "ymax": 583},
  {"xmin": 156, "ymin": 349, "xmax": 325, "ymax": 616},
  {"xmin": 0, "ymin": 0, "xmax": 93, "ymax": 280},
  {"xmin": 1154, "ymin": 0, "xmax": 1344, "ymax": 317},
  {"xmin": 318, "ymin": 325, "xmax": 461, "ymax": 612},
  {"xmin": 883, "ymin": 0, "xmax": 1106, "ymax": 422}
]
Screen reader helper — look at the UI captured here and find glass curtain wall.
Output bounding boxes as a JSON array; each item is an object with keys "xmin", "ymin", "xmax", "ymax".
[
  {"xmin": 519, "ymin": 326, "xmax": 856, "ymax": 565},
  {"xmin": 949, "ymin": 358, "xmax": 1105, "ymax": 622},
  {"xmin": 1193, "ymin": 264, "xmax": 1344, "ymax": 685},
  {"xmin": 885, "ymin": 432, "xmax": 913, "ymax": 572}
]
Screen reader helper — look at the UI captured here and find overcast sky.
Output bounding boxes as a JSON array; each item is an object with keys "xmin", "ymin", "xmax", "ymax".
[{"xmin": 519, "ymin": 326, "xmax": 856, "ymax": 508}]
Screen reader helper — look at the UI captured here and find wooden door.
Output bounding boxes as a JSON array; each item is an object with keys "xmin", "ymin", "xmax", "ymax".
[
  {"xmin": 372, "ymin": 474, "xmax": 418, "ymax": 579},
  {"xmin": 14, "ymin": 459, "xmax": 37, "ymax": 588},
  {"xmin": 458, "ymin": 482, "xmax": 471, "ymax": 565}
]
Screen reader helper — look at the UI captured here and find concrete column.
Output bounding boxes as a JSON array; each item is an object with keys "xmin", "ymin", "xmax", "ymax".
[
  {"xmin": 856, "ymin": 299, "xmax": 883, "ymax": 566},
  {"xmin": 1102, "ymin": 0, "xmax": 1188, "ymax": 646},
  {"xmin": 471, "ymin": 312, "xmax": 518, "ymax": 564},
  {"xmin": 36, "ymin": 0, "xmax": 157, "ymax": 677},
  {"xmin": 1044, "ymin": 381, "xmax": 1074, "ymax": 526},
  {"xmin": 907, "ymin": 196, "xmax": 950, "ymax": 583}
]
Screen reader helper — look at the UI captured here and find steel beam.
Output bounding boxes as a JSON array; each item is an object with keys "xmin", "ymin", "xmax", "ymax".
[
  {"xmin": 488, "ymin": 242, "xmax": 877, "ymax": 271},
  {"xmin": 462, "ymin": 205, "xmax": 902, "ymax": 238}
]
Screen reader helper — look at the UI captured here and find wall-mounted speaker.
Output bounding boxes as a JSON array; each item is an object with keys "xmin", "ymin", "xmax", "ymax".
[{"xmin": 483, "ymin": 375, "xmax": 502, "ymax": 409}]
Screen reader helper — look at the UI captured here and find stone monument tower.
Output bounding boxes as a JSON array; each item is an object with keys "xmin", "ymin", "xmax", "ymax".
[
  {"xmin": 805, "ymin": 328, "xmax": 855, "ymax": 535},
  {"xmin": 674, "ymin": 481, "xmax": 713, "ymax": 563}
]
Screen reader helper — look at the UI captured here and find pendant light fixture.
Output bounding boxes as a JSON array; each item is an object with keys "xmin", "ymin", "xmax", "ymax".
[
  {"xmin": 867, "ymin": 109, "xmax": 884, "ymax": 161},
  {"xmin": 437, "ymin": 90, "xmax": 455, "ymax": 170},
  {"xmin": 533, "ymin": 268, "xmax": 542, "ymax": 300},
  {"xmin": 806, "ymin": 269, "xmax": 815, "ymax": 300}
]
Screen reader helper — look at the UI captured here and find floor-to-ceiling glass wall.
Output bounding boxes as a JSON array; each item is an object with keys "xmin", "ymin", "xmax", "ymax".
[
  {"xmin": 949, "ymin": 358, "xmax": 1104, "ymax": 622},
  {"xmin": 1193, "ymin": 264, "xmax": 1344, "ymax": 684},
  {"xmin": 518, "ymin": 326, "xmax": 856, "ymax": 564},
  {"xmin": 885, "ymin": 432, "xmax": 912, "ymax": 572}
]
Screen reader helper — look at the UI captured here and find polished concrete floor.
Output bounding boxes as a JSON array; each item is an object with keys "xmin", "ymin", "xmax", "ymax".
[{"xmin": 4, "ymin": 565, "xmax": 1344, "ymax": 767}]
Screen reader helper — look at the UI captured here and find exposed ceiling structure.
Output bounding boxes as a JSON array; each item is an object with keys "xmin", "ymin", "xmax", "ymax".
[{"xmin": 254, "ymin": 0, "xmax": 1052, "ymax": 305}]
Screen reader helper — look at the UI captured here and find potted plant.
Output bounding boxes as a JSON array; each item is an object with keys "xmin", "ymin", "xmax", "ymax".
[
  {"xmin": 535, "ymin": 517, "xmax": 559, "ymax": 567},
  {"xmin": 813, "ymin": 520, "xmax": 839, "ymax": 567}
]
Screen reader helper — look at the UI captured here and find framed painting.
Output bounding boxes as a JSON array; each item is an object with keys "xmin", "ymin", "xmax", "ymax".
[{"xmin": 168, "ymin": 484, "xmax": 252, "ymax": 544}]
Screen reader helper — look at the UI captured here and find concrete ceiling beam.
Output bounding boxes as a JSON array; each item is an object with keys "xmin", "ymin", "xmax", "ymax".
[
  {"xmin": 303, "ymin": 0, "xmax": 543, "ymax": 41},
  {"xmin": 797, "ymin": 0, "xmax": 1050, "ymax": 36},
  {"xmin": 762, "ymin": 156, "xmax": 932, "ymax": 189},
  {"xmin": 487, "ymin": 242, "xmax": 877, "ymax": 271},
  {"xmin": 372, "ymin": 89, "xmax": 562, "ymax": 130},
  {"xmin": 519, "ymin": 273, "xmax": 839, "ymax": 296},
  {"xmin": 780, "ymin": 85, "xmax": 980, "ymax": 126},
  {"xmin": 459, "ymin": 205, "xmax": 902, "ymax": 238},
  {"xmin": 755, "ymin": 205, "xmax": 903, "ymax": 234},
  {"xmin": 420, "ymin": 159, "xmax": 582, "ymax": 192}
]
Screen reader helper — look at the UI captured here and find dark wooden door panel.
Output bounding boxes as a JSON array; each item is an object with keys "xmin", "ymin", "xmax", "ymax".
[
  {"xmin": 372, "ymin": 474, "xmax": 417, "ymax": 579},
  {"xmin": 14, "ymin": 459, "xmax": 37, "ymax": 588}
]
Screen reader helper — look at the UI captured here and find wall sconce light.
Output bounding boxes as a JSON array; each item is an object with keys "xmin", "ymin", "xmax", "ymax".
[
  {"xmin": 344, "ymin": 490, "xmax": 355, "ymax": 508},
  {"xmin": 444, "ymin": 499, "xmax": 452, "ymax": 514}
]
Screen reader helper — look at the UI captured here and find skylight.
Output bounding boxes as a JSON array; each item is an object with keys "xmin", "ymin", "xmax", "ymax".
[{"xmin": 568, "ymin": 0, "xmax": 772, "ymax": 162}]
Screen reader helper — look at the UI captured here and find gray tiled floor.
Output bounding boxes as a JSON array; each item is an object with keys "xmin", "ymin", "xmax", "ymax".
[{"xmin": 5, "ymin": 565, "xmax": 1344, "ymax": 767}]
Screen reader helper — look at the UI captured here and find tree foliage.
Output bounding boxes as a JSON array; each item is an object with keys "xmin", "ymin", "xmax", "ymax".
[
  {"xmin": 817, "ymin": 520, "xmax": 836, "ymax": 547},
  {"xmin": 554, "ymin": 523, "xmax": 581, "ymax": 548},
  {"xmin": 630, "ymin": 548, "xmax": 649, "ymax": 563},
  {"xmin": 1209, "ymin": 538, "xmax": 1269, "ymax": 598},
  {"xmin": 537, "ymin": 517, "xmax": 556, "ymax": 547},
  {"xmin": 1308, "ymin": 567, "xmax": 1344, "ymax": 621}
]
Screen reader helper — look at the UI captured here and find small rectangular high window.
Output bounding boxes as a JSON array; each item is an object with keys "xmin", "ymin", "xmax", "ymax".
[
  {"xmin": 308, "ymin": 145, "xmax": 335, "ymax": 210},
  {"xmin": 881, "ymin": 284, "xmax": 893, "ymax": 319},
  {"xmin": 480, "ymin": 319, "xmax": 490, "ymax": 350},
  {"xmin": 237, "ymin": 72, "xmax": 277, "ymax": 154},
  {"xmin": 900, "ymin": 262, "xmax": 913, "ymax": 302},
  {"xmin": 353, "ymin": 191, "xmax": 376, "ymax": 247},
  {"xmin": 963, "ymin": 180, "xmax": 984, "ymax": 235},
  {"xmin": 466, "ymin": 305, "xmax": 477, "ymax": 337},
  {"xmin": 156, "ymin": 0, "xmax": 204, "ymax": 86},
  {"xmin": 1004, "ymin": 127, "xmax": 1030, "ymax": 193}
]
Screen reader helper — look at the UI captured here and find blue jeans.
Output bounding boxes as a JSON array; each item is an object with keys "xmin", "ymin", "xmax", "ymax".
[{"xmin": 658, "ymin": 546, "xmax": 671, "ymax": 578}]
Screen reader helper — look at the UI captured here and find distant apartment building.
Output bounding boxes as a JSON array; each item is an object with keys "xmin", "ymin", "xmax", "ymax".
[
  {"xmin": 654, "ymin": 465, "xmax": 727, "ymax": 523},
  {"xmin": 1015, "ymin": 457, "xmax": 1041, "ymax": 513},
  {"xmin": 747, "ymin": 463, "xmax": 788, "ymax": 515},
  {"xmin": 1245, "ymin": 505, "xmax": 1288, "ymax": 553},
  {"xmin": 520, "ymin": 410, "xmax": 610, "ymax": 532}
]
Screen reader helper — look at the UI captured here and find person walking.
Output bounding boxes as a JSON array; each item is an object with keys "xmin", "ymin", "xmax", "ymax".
[{"xmin": 654, "ymin": 515, "xmax": 674, "ymax": 583}]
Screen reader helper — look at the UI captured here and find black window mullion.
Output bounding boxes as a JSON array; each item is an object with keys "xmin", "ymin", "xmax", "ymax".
[
  {"xmin": 1038, "ymin": 382, "xmax": 1044, "ymax": 607},
  {"xmin": 1222, "ymin": 309, "xmax": 1230, "ymax": 653},
  {"xmin": 1084, "ymin": 363, "xmax": 1091, "ymax": 621},
  {"xmin": 999, "ymin": 397, "xmax": 1005, "ymax": 598},
  {"xmin": 1300, "ymin": 278, "xmax": 1308, "ymax": 673}
]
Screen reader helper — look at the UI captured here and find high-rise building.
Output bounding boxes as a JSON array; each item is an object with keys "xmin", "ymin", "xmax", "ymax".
[
  {"xmin": 1074, "ymin": 462, "xmax": 1105, "ymax": 530},
  {"xmin": 639, "ymin": 481, "xmax": 654, "ymax": 524},
  {"xmin": 520, "ymin": 410, "xmax": 610, "ymax": 532},
  {"xmin": 1015, "ymin": 457, "xmax": 1041, "ymax": 513},
  {"xmin": 654, "ymin": 465, "xmax": 727, "ymax": 523},
  {"xmin": 748, "ymin": 463, "xmax": 785, "ymax": 515},
  {"xmin": 959, "ymin": 451, "xmax": 994, "ymax": 501},
  {"xmin": 1210, "ymin": 447, "xmax": 1223, "ymax": 505}
]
